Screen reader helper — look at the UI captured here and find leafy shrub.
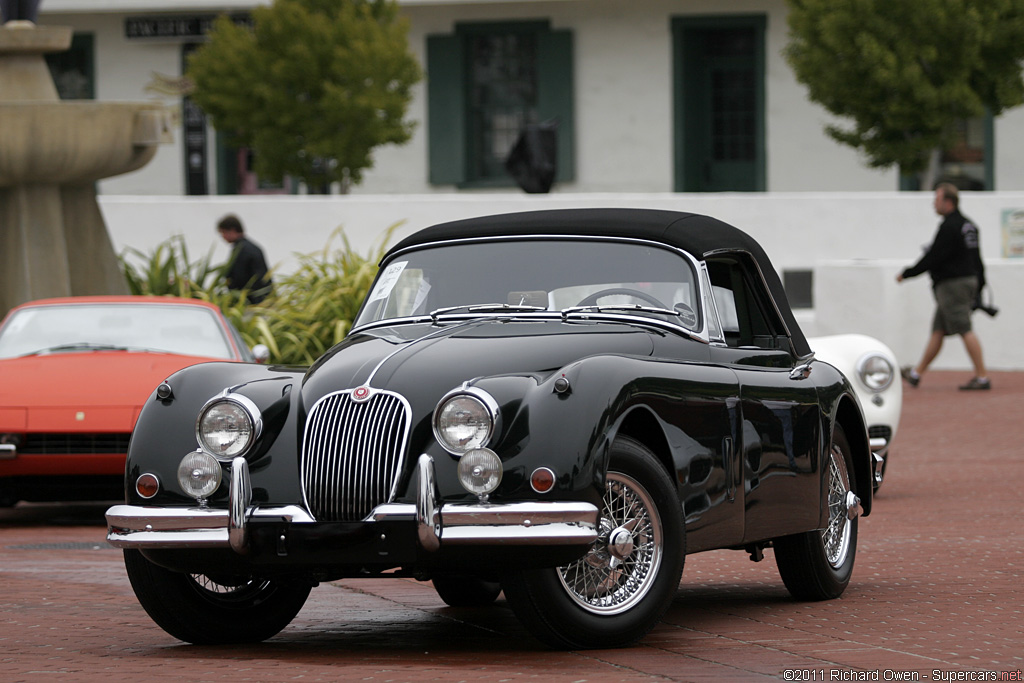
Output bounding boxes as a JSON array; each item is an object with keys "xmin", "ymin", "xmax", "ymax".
[{"xmin": 119, "ymin": 225, "xmax": 398, "ymax": 365}]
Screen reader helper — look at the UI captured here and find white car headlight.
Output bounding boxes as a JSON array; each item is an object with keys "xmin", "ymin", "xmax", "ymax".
[
  {"xmin": 433, "ymin": 388, "xmax": 498, "ymax": 455},
  {"xmin": 857, "ymin": 353, "xmax": 895, "ymax": 392},
  {"xmin": 196, "ymin": 395, "xmax": 260, "ymax": 459}
]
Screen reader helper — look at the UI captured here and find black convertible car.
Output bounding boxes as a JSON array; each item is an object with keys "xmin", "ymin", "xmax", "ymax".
[{"xmin": 106, "ymin": 208, "xmax": 872, "ymax": 649}]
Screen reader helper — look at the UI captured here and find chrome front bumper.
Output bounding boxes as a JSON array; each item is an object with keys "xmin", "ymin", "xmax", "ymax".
[{"xmin": 106, "ymin": 454, "xmax": 599, "ymax": 554}]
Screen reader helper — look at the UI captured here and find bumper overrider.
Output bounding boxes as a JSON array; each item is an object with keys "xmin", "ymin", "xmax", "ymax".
[{"xmin": 106, "ymin": 455, "xmax": 600, "ymax": 557}]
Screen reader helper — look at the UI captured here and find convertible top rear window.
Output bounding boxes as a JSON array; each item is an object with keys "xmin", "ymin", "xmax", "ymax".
[{"xmin": 355, "ymin": 239, "xmax": 700, "ymax": 329}]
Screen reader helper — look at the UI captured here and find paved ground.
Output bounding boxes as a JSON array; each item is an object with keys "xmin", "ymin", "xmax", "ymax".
[{"xmin": 1, "ymin": 370, "xmax": 1022, "ymax": 682}]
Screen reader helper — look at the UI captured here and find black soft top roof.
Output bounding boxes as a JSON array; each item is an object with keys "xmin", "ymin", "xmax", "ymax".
[{"xmin": 385, "ymin": 208, "xmax": 809, "ymax": 357}]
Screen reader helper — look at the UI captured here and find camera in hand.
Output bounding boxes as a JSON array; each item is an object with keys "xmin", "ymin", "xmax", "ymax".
[{"xmin": 972, "ymin": 291, "xmax": 999, "ymax": 318}]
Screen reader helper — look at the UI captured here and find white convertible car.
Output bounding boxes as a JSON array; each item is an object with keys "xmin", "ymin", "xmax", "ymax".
[{"xmin": 810, "ymin": 334, "xmax": 902, "ymax": 492}]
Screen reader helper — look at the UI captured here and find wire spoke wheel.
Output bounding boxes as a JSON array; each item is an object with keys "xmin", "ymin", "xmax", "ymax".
[
  {"xmin": 501, "ymin": 436, "xmax": 684, "ymax": 649},
  {"xmin": 773, "ymin": 424, "xmax": 859, "ymax": 601},
  {"xmin": 558, "ymin": 472, "xmax": 663, "ymax": 615},
  {"xmin": 188, "ymin": 573, "xmax": 273, "ymax": 603},
  {"xmin": 821, "ymin": 445, "xmax": 853, "ymax": 568}
]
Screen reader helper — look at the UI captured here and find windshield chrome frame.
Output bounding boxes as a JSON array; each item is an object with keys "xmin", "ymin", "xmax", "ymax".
[{"xmin": 351, "ymin": 234, "xmax": 716, "ymax": 343}]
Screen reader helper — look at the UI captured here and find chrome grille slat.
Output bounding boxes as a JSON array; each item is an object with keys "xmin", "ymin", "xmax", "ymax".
[{"xmin": 301, "ymin": 390, "xmax": 410, "ymax": 522}]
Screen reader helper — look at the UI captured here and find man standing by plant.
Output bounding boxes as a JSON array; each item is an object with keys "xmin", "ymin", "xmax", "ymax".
[
  {"xmin": 217, "ymin": 214, "xmax": 272, "ymax": 304},
  {"xmin": 897, "ymin": 183, "xmax": 990, "ymax": 390}
]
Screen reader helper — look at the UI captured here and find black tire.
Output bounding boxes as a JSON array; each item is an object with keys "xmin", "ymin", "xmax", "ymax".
[
  {"xmin": 502, "ymin": 436, "xmax": 685, "ymax": 649},
  {"xmin": 432, "ymin": 575, "xmax": 503, "ymax": 607},
  {"xmin": 774, "ymin": 424, "xmax": 859, "ymax": 601},
  {"xmin": 123, "ymin": 549, "xmax": 311, "ymax": 644}
]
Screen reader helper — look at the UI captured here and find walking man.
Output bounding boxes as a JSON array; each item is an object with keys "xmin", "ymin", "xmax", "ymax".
[{"xmin": 897, "ymin": 182, "xmax": 989, "ymax": 390}]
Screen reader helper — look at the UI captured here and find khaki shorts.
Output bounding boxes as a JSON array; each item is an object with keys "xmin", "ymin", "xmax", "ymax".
[{"xmin": 932, "ymin": 276, "xmax": 978, "ymax": 336}]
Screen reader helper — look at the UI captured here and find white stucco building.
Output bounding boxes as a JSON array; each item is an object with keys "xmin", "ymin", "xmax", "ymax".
[
  {"xmin": 25, "ymin": 1, "xmax": 1024, "ymax": 370},
  {"xmin": 38, "ymin": 0, "xmax": 1024, "ymax": 198}
]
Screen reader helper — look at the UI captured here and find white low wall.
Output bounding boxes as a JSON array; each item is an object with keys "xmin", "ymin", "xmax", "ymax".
[{"xmin": 100, "ymin": 191, "xmax": 1024, "ymax": 370}]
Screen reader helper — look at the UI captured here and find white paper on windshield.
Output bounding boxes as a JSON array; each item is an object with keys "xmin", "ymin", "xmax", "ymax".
[{"xmin": 367, "ymin": 261, "xmax": 407, "ymax": 303}]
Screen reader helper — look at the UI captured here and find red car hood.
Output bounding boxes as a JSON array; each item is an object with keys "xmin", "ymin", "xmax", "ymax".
[{"xmin": 0, "ymin": 352, "xmax": 218, "ymax": 432}]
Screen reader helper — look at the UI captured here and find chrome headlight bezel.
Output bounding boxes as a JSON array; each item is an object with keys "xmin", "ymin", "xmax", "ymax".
[
  {"xmin": 432, "ymin": 386, "xmax": 500, "ymax": 456},
  {"xmin": 195, "ymin": 393, "xmax": 262, "ymax": 461},
  {"xmin": 856, "ymin": 352, "xmax": 895, "ymax": 393}
]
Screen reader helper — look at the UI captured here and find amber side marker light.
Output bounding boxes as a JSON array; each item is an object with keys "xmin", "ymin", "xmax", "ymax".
[
  {"xmin": 135, "ymin": 473, "xmax": 160, "ymax": 499},
  {"xmin": 530, "ymin": 467, "xmax": 555, "ymax": 494}
]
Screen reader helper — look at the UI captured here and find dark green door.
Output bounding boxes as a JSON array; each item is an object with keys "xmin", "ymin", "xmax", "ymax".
[{"xmin": 674, "ymin": 17, "xmax": 765, "ymax": 192}]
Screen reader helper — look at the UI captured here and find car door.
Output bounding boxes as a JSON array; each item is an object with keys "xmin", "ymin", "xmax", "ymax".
[{"xmin": 704, "ymin": 253, "xmax": 823, "ymax": 542}]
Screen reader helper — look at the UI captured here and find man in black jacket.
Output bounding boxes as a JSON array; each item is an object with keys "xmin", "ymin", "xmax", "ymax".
[
  {"xmin": 897, "ymin": 183, "xmax": 989, "ymax": 390},
  {"xmin": 217, "ymin": 214, "xmax": 272, "ymax": 304}
]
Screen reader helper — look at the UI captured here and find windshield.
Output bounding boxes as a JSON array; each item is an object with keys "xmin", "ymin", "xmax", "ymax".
[
  {"xmin": 0, "ymin": 303, "xmax": 237, "ymax": 360},
  {"xmin": 355, "ymin": 239, "xmax": 700, "ymax": 330}
]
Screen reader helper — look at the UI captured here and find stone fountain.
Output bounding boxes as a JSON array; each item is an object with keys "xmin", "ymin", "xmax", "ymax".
[{"xmin": 0, "ymin": 2, "xmax": 170, "ymax": 314}]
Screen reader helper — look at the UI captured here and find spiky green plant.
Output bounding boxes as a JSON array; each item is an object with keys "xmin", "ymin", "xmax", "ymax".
[{"xmin": 121, "ymin": 235, "xmax": 226, "ymax": 298}]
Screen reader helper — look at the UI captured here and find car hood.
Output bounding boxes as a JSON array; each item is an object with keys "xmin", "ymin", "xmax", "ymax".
[
  {"xmin": 301, "ymin": 318, "xmax": 656, "ymax": 404},
  {"xmin": 0, "ymin": 352, "xmax": 219, "ymax": 431}
]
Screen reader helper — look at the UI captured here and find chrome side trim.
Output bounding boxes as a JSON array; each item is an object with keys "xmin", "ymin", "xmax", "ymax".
[{"xmin": 0, "ymin": 443, "xmax": 15, "ymax": 460}]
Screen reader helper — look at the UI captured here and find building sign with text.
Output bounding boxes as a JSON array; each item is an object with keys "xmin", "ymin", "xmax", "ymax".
[{"xmin": 124, "ymin": 14, "xmax": 252, "ymax": 41}]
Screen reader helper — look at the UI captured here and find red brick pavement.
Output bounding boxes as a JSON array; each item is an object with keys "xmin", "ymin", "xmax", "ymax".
[{"xmin": 1, "ymin": 370, "xmax": 1022, "ymax": 682}]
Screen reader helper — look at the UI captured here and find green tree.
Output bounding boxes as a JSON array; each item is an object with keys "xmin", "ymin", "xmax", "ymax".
[
  {"xmin": 186, "ymin": 0, "xmax": 421, "ymax": 192},
  {"xmin": 785, "ymin": 0, "xmax": 1024, "ymax": 185}
]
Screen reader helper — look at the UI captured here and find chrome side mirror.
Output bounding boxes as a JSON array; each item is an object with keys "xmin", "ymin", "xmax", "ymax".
[{"xmin": 252, "ymin": 344, "xmax": 271, "ymax": 364}]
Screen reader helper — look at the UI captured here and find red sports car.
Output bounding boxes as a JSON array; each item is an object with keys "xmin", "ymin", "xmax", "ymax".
[{"xmin": 0, "ymin": 296, "xmax": 263, "ymax": 506}]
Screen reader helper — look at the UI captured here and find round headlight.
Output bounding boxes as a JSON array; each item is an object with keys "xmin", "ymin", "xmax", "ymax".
[
  {"xmin": 858, "ymin": 353, "xmax": 895, "ymax": 392},
  {"xmin": 197, "ymin": 398, "xmax": 255, "ymax": 459},
  {"xmin": 457, "ymin": 448, "xmax": 503, "ymax": 496},
  {"xmin": 433, "ymin": 392, "xmax": 495, "ymax": 455},
  {"xmin": 177, "ymin": 450, "xmax": 223, "ymax": 500}
]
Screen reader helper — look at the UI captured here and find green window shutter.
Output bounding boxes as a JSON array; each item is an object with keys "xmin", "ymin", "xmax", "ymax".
[
  {"xmin": 537, "ymin": 29, "xmax": 574, "ymax": 182},
  {"xmin": 427, "ymin": 34, "xmax": 466, "ymax": 185}
]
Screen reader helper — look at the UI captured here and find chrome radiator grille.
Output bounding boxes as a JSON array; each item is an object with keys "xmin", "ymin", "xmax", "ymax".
[{"xmin": 301, "ymin": 389, "xmax": 410, "ymax": 522}]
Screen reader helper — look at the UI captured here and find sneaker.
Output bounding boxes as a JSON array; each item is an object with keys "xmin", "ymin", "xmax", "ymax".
[
  {"xmin": 959, "ymin": 377, "xmax": 991, "ymax": 391},
  {"xmin": 900, "ymin": 366, "xmax": 920, "ymax": 388}
]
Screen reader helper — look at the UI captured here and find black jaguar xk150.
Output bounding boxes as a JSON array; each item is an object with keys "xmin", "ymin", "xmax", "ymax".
[{"xmin": 106, "ymin": 208, "xmax": 872, "ymax": 649}]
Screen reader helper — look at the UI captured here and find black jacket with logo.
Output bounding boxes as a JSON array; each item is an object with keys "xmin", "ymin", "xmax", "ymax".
[{"xmin": 901, "ymin": 209, "xmax": 985, "ymax": 288}]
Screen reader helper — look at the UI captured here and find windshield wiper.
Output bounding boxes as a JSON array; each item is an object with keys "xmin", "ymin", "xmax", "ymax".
[
  {"xmin": 22, "ymin": 342, "xmax": 133, "ymax": 356},
  {"xmin": 561, "ymin": 304, "xmax": 683, "ymax": 319},
  {"xmin": 429, "ymin": 303, "xmax": 547, "ymax": 322}
]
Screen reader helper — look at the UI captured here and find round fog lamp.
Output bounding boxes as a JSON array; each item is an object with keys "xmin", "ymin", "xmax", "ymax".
[
  {"xmin": 177, "ymin": 450, "xmax": 223, "ymax": 500},
  {"xmin": 457, "ymin": 448, "xmax": 502, "ymax": 496}
]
